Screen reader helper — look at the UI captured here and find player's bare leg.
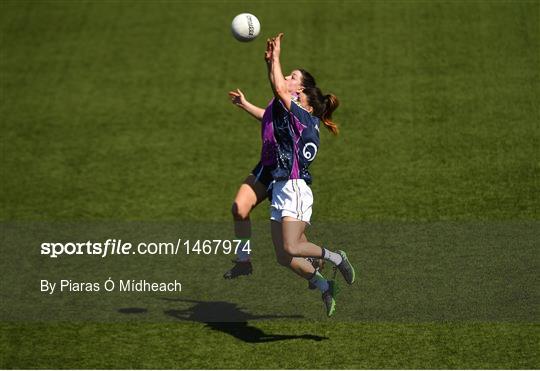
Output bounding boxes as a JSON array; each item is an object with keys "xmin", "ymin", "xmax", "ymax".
[
  {"xmin": 271, "ymin": 220, "xmax": 337, "ymax": 316},
  {"xmin": 271, "ymin": 220, "xmax": 317, "ymax": 278},
  {"xmin": 224, "ymin": 175, "xmax": 268, "ymax": 279},
  {"xmin": 281, "ymin": 217, "xmax": 356, "ymax": 285}
]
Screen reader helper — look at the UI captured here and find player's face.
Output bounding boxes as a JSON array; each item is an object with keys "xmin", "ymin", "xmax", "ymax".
[{"xmin": 284, "ymin": 70, "xmax": 303, "ymax": 94}]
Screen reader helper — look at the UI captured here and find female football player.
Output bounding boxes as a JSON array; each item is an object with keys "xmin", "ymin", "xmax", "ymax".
[
  {"xmin": 224, "ymin": 58, "xmax": 323, "ymax": 280},
  {"xmin": 263, "ymin": 33, "xmax": 356, "ymax": 316}
]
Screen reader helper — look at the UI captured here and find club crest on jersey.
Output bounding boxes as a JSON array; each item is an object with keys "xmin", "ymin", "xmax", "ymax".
[{"xmin": 302, "ymin": 143, "xmax": 318, "ymax": 161}]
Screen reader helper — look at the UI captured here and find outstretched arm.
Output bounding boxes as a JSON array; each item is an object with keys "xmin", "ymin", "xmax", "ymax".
[
  {"xmin": 267, "ymin": 33, "xmax": 291, "ymax": 110},
  {"xmin": 228, "ymin": 88, "xmax": 265, "ymax": 121}
]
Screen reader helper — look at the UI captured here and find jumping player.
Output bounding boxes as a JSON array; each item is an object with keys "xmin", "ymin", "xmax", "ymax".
[
  {"xmin": 264, "ymin": 33, "xmax": 356, "ymax": 316},
  {"xmin": 224, "ymin": 67, "xmax": 324, "ymax": 280}
]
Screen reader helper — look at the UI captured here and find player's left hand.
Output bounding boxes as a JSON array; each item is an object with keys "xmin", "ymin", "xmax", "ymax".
[
  {"xmin": 270, "ymin": 33, "xmax": 284, "ymax": 59},
  {"xmin": 228, "ymin": 88, "xmax": 247, "ymax": 108}
]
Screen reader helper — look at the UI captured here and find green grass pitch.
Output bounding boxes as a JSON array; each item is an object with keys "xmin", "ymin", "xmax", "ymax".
[{"xmin": 1, "ymin": 0, "xmax": 538, "ymax": 369}]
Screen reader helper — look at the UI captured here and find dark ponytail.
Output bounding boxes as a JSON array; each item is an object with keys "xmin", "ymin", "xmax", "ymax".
[
  {"xmin": 321, "ymin": 94, "xmax": 339, "ymax": 135},
  {"xmin": 301, "ymin": 86, "xmax": 340, "ymax": 135},
  {"xmin": 299, "ymin": 69, "xmax": 339, "ymax": 135}
]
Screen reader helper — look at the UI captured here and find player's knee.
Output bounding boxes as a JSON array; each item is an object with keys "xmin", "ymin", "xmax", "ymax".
[
  {"xmin": 231, "ymin": 202, "xmax": 250, "ymax": 220},
  {"xmin": 283, "ymin": 240, "xmax": 299, "ymax": 256}
]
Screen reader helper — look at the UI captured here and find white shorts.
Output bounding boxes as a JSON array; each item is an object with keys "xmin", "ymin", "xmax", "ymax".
[{"xmin": 270, "ymin": 179, "xmax": 313, "ymax": 223}]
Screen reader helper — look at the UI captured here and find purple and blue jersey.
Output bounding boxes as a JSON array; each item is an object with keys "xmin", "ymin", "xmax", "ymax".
[
  {"xmin": 259, "ymin": 97, "xmax": 320, "ymax": 184},
  {"xmin": 260, "ymin": 100, "xmax": 277, "ymax": 167}
]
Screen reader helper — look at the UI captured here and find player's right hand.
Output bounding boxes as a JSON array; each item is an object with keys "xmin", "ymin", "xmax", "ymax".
[
  {"xmin": 270, "ymin": 33, "xmax": 283, "ymax": 60},
  {"xmin": 264, "ymin": 38, "xmax": 273, "ymax": 62}
]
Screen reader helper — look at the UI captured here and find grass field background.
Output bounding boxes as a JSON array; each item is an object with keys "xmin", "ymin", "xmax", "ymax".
[{"xmin": 1, "ymin": 0, "xmax": 538, "ymax": 369}]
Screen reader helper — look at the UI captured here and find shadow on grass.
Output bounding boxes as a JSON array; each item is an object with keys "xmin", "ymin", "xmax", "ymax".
[{"xmin": 159, "ymin": 298, "xmax": 328, "ymax": 343}]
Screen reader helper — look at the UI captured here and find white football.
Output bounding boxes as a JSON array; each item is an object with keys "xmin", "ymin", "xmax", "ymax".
[{"xmin": 231, "ymin": 13, "xmax": 260, "ymax": 42}]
